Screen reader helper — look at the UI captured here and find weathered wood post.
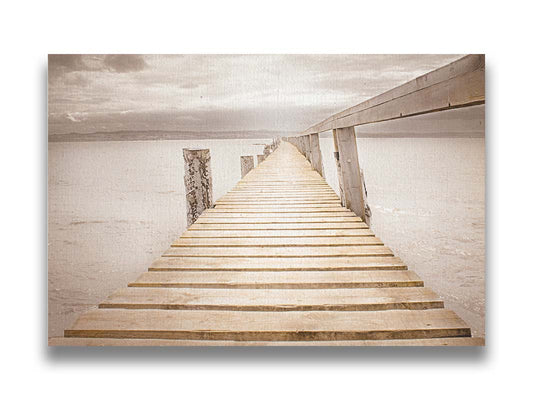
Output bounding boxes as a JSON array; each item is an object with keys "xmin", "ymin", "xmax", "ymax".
[
  {"xmin": 333, "ymin": 127, "xmax": 366, "ymax": 221},
  {"xmin": 297, "ymin": 137, "xmax": 304, "ymax": 155},
  {"xmin": 308, "ymin": 133, "xmax": 323, "ymax": 176},
  {"xmin": 240, "ymin": 155, "xmax": 254, "ymax": 178},
  {"xmin": 263, "ymin": 144, "xmax": 273, "ymax": 158},
  {"xmin": 257, "ymin": 154, "xmax": 265, "ymax": 164},
  {"xmin": 332, "ymin": 129, "xmax": 345, "ymax": 204},
  {"xmin": 183, "ymin": 148, "xmax": 213, "ymax": 226},
  {"xmin": 303, "ymin": 135, "xmax": 311, "ymax": 161}
]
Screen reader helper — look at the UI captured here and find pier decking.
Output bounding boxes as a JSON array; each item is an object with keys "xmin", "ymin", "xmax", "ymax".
[{"xmin": 60, "ymin": 142, "xmax": 481, "ymax": 346}]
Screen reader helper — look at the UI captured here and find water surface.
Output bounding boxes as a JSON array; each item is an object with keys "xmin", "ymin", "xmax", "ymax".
[{"xmin": 48, "ymin": 137, "xmax": 485, "ymax": 338}]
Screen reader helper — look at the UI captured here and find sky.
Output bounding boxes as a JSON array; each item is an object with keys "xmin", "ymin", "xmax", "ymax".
[{"xmin": 48, "ymin": 54, "xmax": 471, "ymax": 137}]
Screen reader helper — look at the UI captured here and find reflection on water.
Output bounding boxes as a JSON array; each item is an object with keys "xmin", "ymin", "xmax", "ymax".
[{"xmin": 48, "ymin": 137, "xmax": 485, "ymax": 338}]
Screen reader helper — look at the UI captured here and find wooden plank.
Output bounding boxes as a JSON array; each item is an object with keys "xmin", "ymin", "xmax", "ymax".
[
  {"xmin": 226, "ymin": 191, "xmax": 337, "ymax": 195},
  {"xmin": 180, "ymin": 229, "xmax": 375, "ymax": 238},
  {"xmin": 235, "ymin": 183, "xmax": 330, "ymax": 186},
  {"xmin": 149, "ymin": 256, "xmax": 407, "ymax": 271},
  {"xmin": 214, "ymin": 203, "xmax": 344, "ymax": 209},
  {"xmin": 129, "ymin": 270, "xmax": 424, "ymax": 289},
  {"xmin": 193, "ymin": 216, "xmax": 361, "ymax": 224},
  {"xmin": 65, "ymin": 309, "xmax": 471, "ymax": 341},
  {"xmin": 300, "ymin": 54, "xmax": 485, "ymax": 134},
  {"xmin": 220, "ymin": 193, "xmax": 339, "ymax": 198},
  {"xmin": 216, "ymin": 199, "xmax": 340, "ymax": 203},
  {"xmin": 162, "ymin": 245, "xmax": 393, "ymax": 258},
  {"xmin": 51, "ymin": 337, "xmax": 485, "ymax": 346},
  {"xmin": 171, "ymin": 236, "xmax": 383, "ymax": 247},
  {"xmin": 229, "ymin": 187, "xmax": 334, "ymax": 191},
  {"xmin": 100, "ymin": 287, "xmax": 444, "ymax": 311},
  {"xmin": 187, "ymin": 222, "xmax": 368, "ymax": 230},
  {"xmin": 203, "ymin": 211, "xmax": 355, "ymax": 217},
  {"xmin": 217, "ymin": 197, "xmax": 340, "ymax": 202}
]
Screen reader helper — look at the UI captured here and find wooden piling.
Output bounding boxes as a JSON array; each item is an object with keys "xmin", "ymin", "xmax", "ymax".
[
  {"xmin": 183, "ymin": 148, "xmax": 213, "ymax": 226},
  {"xmin": 303, "ymin": 135, "xmax": 311, "ymax": 161},
  {"xmin": 333, "ymin": 127, "xmax": 365, "ymax": 220},
  {"xmin": 332, "ymin": 129, "xmax": 345, "ymax": 205},
  {"xmin": 308, "ymin": 133, "xmax": 323, "ymax": 176},
  {"xmin": 240, "ymin": 156, "xmax": 254, "ymax": 178}
]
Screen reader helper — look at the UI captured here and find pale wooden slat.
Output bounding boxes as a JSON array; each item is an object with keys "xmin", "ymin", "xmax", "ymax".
[
  {"xmin": 187, "ymin": 222, "xmax": 368, "ymax": 230},
  {"xmin": 214, "ymin": 203, "xmax": 344, "ymax": 209},
  {"xmin": 171, "ymin": 236, "xmax": 383, "ymax": 247},
  {"xmin": 202, "ymin": 211, "xmax": 355, "ymax": 217},
  {"xmin": 100, "ymin": 287, "xmax": 444, "ymax": 311},
  {"xmin": 129, "ymin": 270, "xmax": 424, "ymax": 289},
  {"xmin": 149, "ymin": 256, "xmax": 407, "ymax": 271},
  {"xmin": 215, "ymin": 201, "xmax": 341, "ymax": 205},
  {"xmin": 50, "ymin": 337, "xmax": 485, "ymax": 346},
  {"xmin": 65, "ymin": 309, "xmax": 471, "ymax": 341},
  {"xmin": 180, "ymin": 229, "xmax": 375, "ymax": 238},
  {"xmin": 193, "ymin": 216, "xmax": 361, "ymax": 224},
  {"xmin": 162, "ymin": 245, "xmax": 393, "ymax": 258}
]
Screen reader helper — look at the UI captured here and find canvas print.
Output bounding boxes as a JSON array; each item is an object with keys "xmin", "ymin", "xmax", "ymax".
[{"xmin": 48, "ymin": 54, "xmax": 485, "ymax": 346}]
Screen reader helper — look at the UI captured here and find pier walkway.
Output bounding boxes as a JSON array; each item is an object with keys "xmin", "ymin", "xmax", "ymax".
[{"xmin": 61, "ymin": 142, "xmax": 482, "ymax": 346}]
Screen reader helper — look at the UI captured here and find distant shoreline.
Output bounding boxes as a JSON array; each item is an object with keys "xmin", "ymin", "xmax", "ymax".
[
  {"xmin": 48, "ymin": 130, "xmax": 484, "ymax": 142},
  {"xmin": 48, "ymin": 131, "xmax": 283, "ymax": 143}
]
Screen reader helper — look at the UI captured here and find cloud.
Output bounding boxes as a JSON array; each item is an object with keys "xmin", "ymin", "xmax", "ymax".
[
  {"xmin": 103, "ymin": 55, "xmax": 147, "ymax": 73},
  {"xmin": 63, "ymin": 72, "xmax": 90, "ymax": 87},
  {"xmin": 49, "ymin": 54, "xmax": 148, "ymax": 85},
  {"xmin": 49, "ymin": 55, "xmax": 89, "ymax": 73},
  {"xmin": 48, "ymin": 54, "xmax": 466, "ymax": 136},
  {"xmin": 65, "ymin": 112, "xmax": 89, "ymax": 122}
]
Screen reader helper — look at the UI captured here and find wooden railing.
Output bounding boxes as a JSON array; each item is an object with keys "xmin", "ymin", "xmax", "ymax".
[{"xmin": 286, "ymin": 54, "xmax": 485, "ymax": 221}]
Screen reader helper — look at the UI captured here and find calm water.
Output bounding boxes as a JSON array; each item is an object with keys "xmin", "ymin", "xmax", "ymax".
[{"xmin": 48, "ymin": 137, "xmax": 485, "ymax": 338}]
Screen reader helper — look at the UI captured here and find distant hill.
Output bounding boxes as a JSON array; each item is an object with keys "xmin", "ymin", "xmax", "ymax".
[{"xmin": 48, "ymin": 130, "xmax": 285, "ymax": 142}]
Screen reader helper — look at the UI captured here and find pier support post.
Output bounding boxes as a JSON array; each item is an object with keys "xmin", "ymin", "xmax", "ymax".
[
  {"xmin": 332, "ymin": 129, "xmax": 345, "ymax": 205},
  {"xmin": 183, "ymin": 148, "xmax": 213, "ymax": 226},
  {"xmin": 308, "ymin": 133, "xmax": 323, "ymax": 176},
  {"xmin": 263, "ymin": 144, "xmax": 273, "ymax": 158},
  {"xmin": 333, "ymin": 127, "xmax": 366, "ymax": 221},
  {"xmin": 257, "ymin": 154, "xmax": 265, "ymax": 164},
  {"xmin": 240, "ymin": 155, "xmax": 254, "ymax": 178},
  {"xmin": 303, "ymin": 135, "xmax": 311, "ymax": 161}
]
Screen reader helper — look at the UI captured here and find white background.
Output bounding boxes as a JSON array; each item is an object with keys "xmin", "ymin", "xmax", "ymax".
[{"xmin": 1, "ymin": 1, "xmax": 531, "ymax": 399}]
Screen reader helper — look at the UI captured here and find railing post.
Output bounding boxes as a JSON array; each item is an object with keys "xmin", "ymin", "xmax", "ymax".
[
  {"xmin": 183, "ymin": 148, "xmax": 213, "ymax": 226},
  {"xmin": 240, "ymin": 155, "xmax": 254, "ymax": 178},
  {"xmin": 333, "ymin": 127, "xmax": 366, "ymax": 221},
  {"xmin": 308, "ymin": 133, "xmax": 323, "ymax": 176},
  {"xmin": 332, "ymin": 129, "xmax": 345, "ymax": 204},
  {"xmin": 303, "ymin": 135, "xmax": 311, "ymax": 161}
]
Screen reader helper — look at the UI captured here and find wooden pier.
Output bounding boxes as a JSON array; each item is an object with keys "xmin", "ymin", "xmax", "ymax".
[
  {"xmin": 55, "ymin": 54, "xmax": 485, "ymax": 346},
  {"xmin": 61, "ymin": 142, "xmax": 481, "ymax": 346}
]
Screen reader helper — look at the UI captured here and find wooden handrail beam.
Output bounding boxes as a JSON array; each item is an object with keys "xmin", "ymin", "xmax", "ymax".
[{"xmin": 299, "ymin": 54, "xmax": 485, "ymax": 135}]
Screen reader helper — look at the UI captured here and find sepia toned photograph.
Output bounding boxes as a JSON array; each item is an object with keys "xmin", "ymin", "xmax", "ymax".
[{"xmin": 47, "ymin": 54, "xmax": 485, "ymax": 346}]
